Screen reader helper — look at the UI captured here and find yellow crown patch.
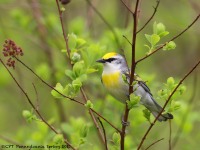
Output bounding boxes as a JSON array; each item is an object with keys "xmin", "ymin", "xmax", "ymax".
[{"xmin": 102, "ymin": 52, "xmax": 117, "ymax": 59}]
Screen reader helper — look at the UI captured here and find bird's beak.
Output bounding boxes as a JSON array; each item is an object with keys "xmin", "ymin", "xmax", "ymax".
[{"xmin": 96, "ymin": 59, "xmax": 105, "ymax": 63}]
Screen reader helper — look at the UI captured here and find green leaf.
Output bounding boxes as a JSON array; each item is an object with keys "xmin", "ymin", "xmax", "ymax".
[
  {"xmin": 127, "ymin": 94, "xmax": 140, "ymax": 109},
  {"xmin": 112, "ymin": 132, "xmax": 120, "ymax": 145},
  {"xmin": 159, "ymin": 31, "xmax": 169, "ymax": 37},
  {"xmin": 68, "ymin": 33, "xmax": 77, "ymax": 50},
  {"xmin": 179, "ymin": 85, "xmax": 186, "ymax": 95},
  {"xmin": 51, "ymin": 83, "xmax": 64, "ymax": 98},
  {"xmin": 22, "ymin": 110, "xmax": 37, "ymax": 123},
  {"xmin": 163, "ymin": 41, "xmax": 176, "ymax": 50},
  {"xmin": 85, "ymin": 100, "xmax": 93, "ymax": 109},
  {"xmin": 22, "ymin": 110, "xmax": 32, "ymax": 119},
  {"xmin": 156, "ymin": 22, "xmax": 166, "ymax": 35},
  {"xmin": 72, "ymin": 79, "xmax": 82, "ymax": 93},
  {"xmin": 53, "ymin": 134, "xmax": 64, "ymax": 144},
  {"xmin": 80, "ymin": 125, "xmax": 89, "ymax": 138},
  {"xmin": 143, "ymin": 109, "xmax": 151, "ymax": 122},
  {"xmin": 122, "ymin": 74, "xmax": 129, "ymax": 84},
  {"xmin": 76, "ymin": 38, "xmax": 86, "ymax": 48},
  {"xmin": 167, "ymin": 77, "xmax": 175, "ymax": 89},
  {"xmin": 151, "ymin": 34, "xmax": 160, "ymax": 46},
  {"xmin": 145, "ymin": 34, "xmax": 151, "ymax": 43},
  {"xmin": 153, "ymin": 21, "xmax": 157, "ymax": 34},
  {"xmin": 73, "ymin": 61, "xmax": 86, "ymax": 77},
  {"xmin": 86, "ymin": 68, "xmax": 98, "ymax": 74},
  {"xmin": 65, "ymin": 70, "xmax": 76, "ymax": 80}
]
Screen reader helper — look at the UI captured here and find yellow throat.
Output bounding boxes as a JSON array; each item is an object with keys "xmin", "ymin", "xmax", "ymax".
[{"xmin": 102, "ymin": 71, "xmax": 120, "ymax": 88}]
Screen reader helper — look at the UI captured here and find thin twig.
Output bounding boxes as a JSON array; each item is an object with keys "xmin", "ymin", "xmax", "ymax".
[
  {"xmin": 137, "ymin": 0, "xmax": 161, "ymax": 34},
  {"xmin": 85, "ymin": 0, "xmax": 120, "ymax": 47},
  {"xmin": 55, "ymin": 0, "xmax": 106, "ymax": 144},
  {"xmin": 169, "ymin": 120, "xmax": 172, "ymax": 150},
  {"xmin": 32, "ymin": 83, "xmax": 39, "ymax": 110},
  {"xmin": 145, "ymin": 138, "xmax": 164, "ymax": 150},
  {"xmin": 137, "ymin": 59, "xmax": 200, "ymax": 150},
  {"xmin": 29, "ymin": 0, "xmax": 67, "ymax": 123},
  {"xmin": 136, "ymin": 14, "xmax": 200, "ymax": 64},
  {"xmin": 0, "ymin": 134, "xmax": 25, "ymax": 147},
  {"xmin": 0, "ymin": 58, "xmax": 76, "ymax": 150},
  {"xmin": 14, "ymin": 57, "xmax": 120, "ymax": 133},
  {"xmin": 97, "ymin": 117, "xmax": 108, "ymax": 150},
  {"xmin": 55, "ymin": 0, "xmax": 70, "ymax": 57},
  {"xmin": 120, "ymin": 1, "xmax": 141, "ymax": 150},
  {"xmin": 123, "ymin": 35, "xmax": 132, "ymax": 46},
  {"xmin": 80, "ymin": 88, "xmax": 105, "ymax": 144},
  {"xmin": 172, "ymin": 73, "xmax": 198, "ymax": 148},
  {"xmin": 121, "ymin": 0, "xmax": 134, "ymax": 14}
]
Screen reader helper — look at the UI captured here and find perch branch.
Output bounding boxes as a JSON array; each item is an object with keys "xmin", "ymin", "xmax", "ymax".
[{"xmin": 137, "ymin": 59, "xmax": 200, "ymax": 150}]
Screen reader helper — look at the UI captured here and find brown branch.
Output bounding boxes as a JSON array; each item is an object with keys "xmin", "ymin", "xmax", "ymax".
[
  {"xmin": 14, "ymin": 57, "xmax": 120, "ymax": 133},
  {"xmin": 55, "ymin": 0, "xmax": 108, "ymax": 144},
  {"xmin": 85, "ymin": 0, "xmax": 120, "ymax": 47},
  {"xmin": 28, "ymin": 0, "xmax": 67, "ymax": 124},
  {"xmin": 32, "ymin": 83, "xmax": 39, "ymax": 110},
  {"xmin": 121, "ymin": 0, "xmax": 134, "ymax": 14},
  {"xmin": 123, "ymin": 35, "xmax": 132, "ymax": 46},
  {"xmin": 172, "ymin": 73, "xmax": 198, "ymax": 148},
  {"xmin": 55, "ymin": 0, "xmax": 70, "ymax": 57},
  {"xmin": 145, "ymin": 138, "xmax": 164, "ymax": 150},
  {"xmin": 120, "ymin": 1, "xmax": 141, "ymax": 150},
  {"xmin": 136, "ymin": 13, "xmax": 200, "ymax": 64},
  {"xmin": 137, "ymin": 59, "xmax": 200, "ymax": 150},
  {"xmin": 80, "ymin": 88, "xmax": 105, "ymax": 144},
  {"xmin": 0, "ymin": 135, "xmax": 25, "ymax": 147},
  {"xmin": 0, "ymin": 58, "xmax": 76, "ymax": 150},
  {"xmin": 97, "ymin": 117, "xmax": 108, "ymax": 150},
  {"xmin": 137, "ymin": 0, "xmax": 161, "ymax": 33},
  {"xmin": 169, "ymin": 120, "xmax": 172, "ymax": 150}
]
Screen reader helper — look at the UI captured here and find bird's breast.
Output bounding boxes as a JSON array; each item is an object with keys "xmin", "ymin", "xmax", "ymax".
[{"xmin": 102, "ymin": 72, "xmax": 121, "ymax": 88}]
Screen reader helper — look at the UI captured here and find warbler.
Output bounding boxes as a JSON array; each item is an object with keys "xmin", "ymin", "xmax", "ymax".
[{"xmin": 96, "ymin": 52, "xmax": 173, "ymax": 122}]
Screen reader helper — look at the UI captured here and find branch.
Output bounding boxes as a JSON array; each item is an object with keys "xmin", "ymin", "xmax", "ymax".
[
  {"xmin": 80, "ymin": 88, "xmax": 105, "ymax": 143},
  {"xmin": 121, "ymin": 0, "xmax": 134, "ymax": 15},
  {"xmin": 55, "ymin": 0, "xmax": 71, "ymax": 57},
  {"xmin": 55, "ymin": 0, "xmax": 106, "ymax": 143},
  {"xmin": 136, "ymin": 13, "xmax": 200, "ymax": 64},
  {"xmin": 172, "ymin": 73, "xmax": 198, "ymax": 148},
  {"xmin": 97, "ymin": 117, "xmax": 108, "ymax": 150},
  {"xmin": 145, "ymin": 138, "xmax": 164, "ymax": 150},
  {"xmin": 120, "ymin": 1, "xmax": 141, "ymax": 150},
  {"xmin": 32, "ymin": 83, "xmax": 39, "ymax": 110},
  {"xmin": 137, "ymin": 0, "xmax": 161, "ymax": 33},
  {"xmin": 137, "ymin": 59, "xmax": 200, "ymax": 150},
  {"xmin": 169, "ymin": 120, "xmax": 172, "ymax": 150},
  {"xmin": 85, "ymin": 0, "xmax": 120, "ymax": 47},
  {"xmin": 14, "ymin": 57, "xmax": 120, "ymax": 133},
  {"xmin": 0, "ymin": 58, "xmax": 76, "ymax": 150}
]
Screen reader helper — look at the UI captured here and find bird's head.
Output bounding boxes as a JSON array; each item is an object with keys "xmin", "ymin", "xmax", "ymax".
[{"xmin": 96, "ymin": 52, "xmax": 127, "ymax": 73}]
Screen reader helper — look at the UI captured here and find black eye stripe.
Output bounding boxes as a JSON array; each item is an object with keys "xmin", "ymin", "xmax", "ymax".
[{"xmin": 105, "ymin": 58, "xmax": 116, "ymax": 63}]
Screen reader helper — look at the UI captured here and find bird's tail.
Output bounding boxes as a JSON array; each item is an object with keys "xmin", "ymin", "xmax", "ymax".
[{"xmin": 151, "ymin": 111, "xmax": 173, "ymax": 122}]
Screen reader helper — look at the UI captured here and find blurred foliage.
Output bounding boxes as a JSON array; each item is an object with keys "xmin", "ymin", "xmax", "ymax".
[{"xmin": 0, "ymin": 0, "xmax": 200, "ymax": 150}]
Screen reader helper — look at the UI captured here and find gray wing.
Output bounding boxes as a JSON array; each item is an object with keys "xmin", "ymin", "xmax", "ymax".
[
  {"xmin": 123, "ymin": 71, "xmax": 153, "ymax": 97},
  {"xmin": 138, "ymin": 81, "xmax": 153, "ymax": 96}
]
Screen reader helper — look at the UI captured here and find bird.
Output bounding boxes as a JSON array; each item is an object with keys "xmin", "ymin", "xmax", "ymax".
[{"xmin": 96, "ymin": 52, "xmax": 173, "ymax": 122}]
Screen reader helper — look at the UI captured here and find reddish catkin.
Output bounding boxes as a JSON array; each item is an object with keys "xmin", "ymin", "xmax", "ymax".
[{"xmin": 2, "ymin": 39, "xmax": 24, "ymax": 69}]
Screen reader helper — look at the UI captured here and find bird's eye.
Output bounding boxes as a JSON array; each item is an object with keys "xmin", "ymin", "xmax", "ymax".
[{"xmin": 105, "ymin": 58, "xmax": 116, "ymax": 63}]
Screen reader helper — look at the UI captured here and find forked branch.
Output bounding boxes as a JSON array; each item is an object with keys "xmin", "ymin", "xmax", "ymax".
[{"xmin": 137, "ymin": 59, "xmax": 200, "ymax": 150}]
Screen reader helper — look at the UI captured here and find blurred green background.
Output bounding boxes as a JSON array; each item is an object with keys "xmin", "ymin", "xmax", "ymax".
[{"xmin": 0, "ymin": 0, "xmax": 200, "ymax": 150}]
